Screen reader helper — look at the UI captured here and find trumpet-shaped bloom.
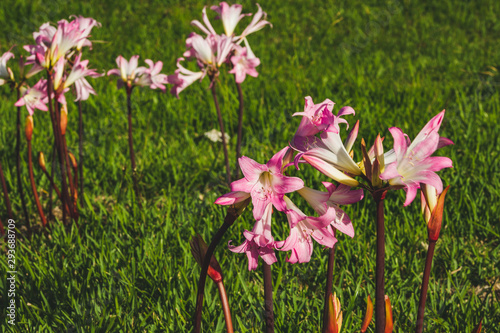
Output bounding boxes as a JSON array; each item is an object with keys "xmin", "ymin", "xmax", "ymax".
[
  {"xmin": 293, "ymin": 96, "xmax": 335, "ymax": 137},
  {"xmin": 211, "ymin": 2, "xmax": 251, "ymax": 37},
  {"xmin": 0, "ymin": 51, "xmax": 15, "ymax": 85},
  {"xmin": 70, "ymin": 15, "xmax": 101, "ymax": 50},
  {"xmin": 228, "ymin": 203, "xmax": 277, "ymax": 270},
  {"xmin": 184, "ymin": 33, "xmax": 234, "ymax": 68},
  {"xmin": 276, "ymin": 196, "xmax": 337, "ymax": 264},
  {"xmin": 14, "ymin": 79, "xmax": 49, "ymax": 115},
  {"xmin": 141, "ymin": 59, "xmax": 169, "ymax": 92},
  {"xmin": 228, "ymin": 41, "xmax": 260, "ymax": 83},
  {"xmin": 298, "ymin": 182, "xmax": 363, "ymax": 238},
  {"xmin": 380, "ymin": 110, "xmax": 453, "ymax": 206},
  {"xmin": 166, "ymin": 58, "xmax": 205, "ymax": 98},
  {"xmin": 292, "ymin": 130, "xmax": 362, "ymax": 186},
  {"xmin": 215, "ymin": 147, "xmax": 304, "ymax": 221},
  {"xmin": 64, "ymin": 54, "xmax": 102, "ymax": 101},
  {"xmin": 107, "ymin": 55, "xmax": 147, "ymax": 89}
]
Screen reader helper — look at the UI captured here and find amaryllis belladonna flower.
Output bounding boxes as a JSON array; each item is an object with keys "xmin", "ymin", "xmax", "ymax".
[
  {"xmin": 0, "ymin": 51, "xmax": 15, "ymax": 85},
  {"xmin": 380, "ymin": 110, "xmax": 453, "ymax": 206},
  {"xmin": 215, "ymin": 147, "xmax": 304, "ymax": 221},
  {"xmin": 14, "ymin": 79, "xmax": 49, "ymax": 115}
]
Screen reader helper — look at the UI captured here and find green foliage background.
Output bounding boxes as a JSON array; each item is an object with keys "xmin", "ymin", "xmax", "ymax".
[{"xmin": 0, "ymin": 0, "xmax": 499, "ymax": 331}]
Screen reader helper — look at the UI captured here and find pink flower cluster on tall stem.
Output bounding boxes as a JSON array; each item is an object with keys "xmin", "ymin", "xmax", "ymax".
[{"xmin": 167, "ymin": 2, "xmax": 271, "ymax": 95}]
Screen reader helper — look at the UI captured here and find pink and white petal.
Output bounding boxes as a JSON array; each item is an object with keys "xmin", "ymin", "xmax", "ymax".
[
  {"xmin": 303, "ymin": 155, "xmax": 359, "ymax": 187},
  {"xmin": 379, "ymin": 162, "xmax": 400, "ymax": 181},
  {"xmin": 230, "ymin": 177, "xmax": 254, "ymax": 192},
  {"xmin": 271, "ymin": 174, "xmax": 304, "ymax": 194},
  {"xmin": 251, "ymin": 195, "xmax": 271, "ymax": 221},
  {"xmin": 238, "ymin": 156, "xmax": 268, "ymax": 182},
  {"xmin": 437, "ymin": 137, "xmax": 454, "ymax": 149},
  {"xmin": 388, "ymin": 127, "xmax": 408, "ymax": 162},
  {"xmin": 311, "ymin": 228, "xmax": 337, "ymax": 248},
  {"xmin": 403, "ymin": 183, "xmax": 420, "ymax": 206},
  {"xmin": 215, "ymin": 191, "xmax": 251, "ymax": 205},
  {"xmin": 267, "ymin": 147, "xmax": 289, "ymax": 174}
]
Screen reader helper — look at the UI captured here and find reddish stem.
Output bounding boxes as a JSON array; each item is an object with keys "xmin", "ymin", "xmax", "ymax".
[
  {"xmin": 46, "ymin": 72, "xmax": 73, "ymax": 224},
  {"xmin": 78, "ymin": 100, "xmax": 84, "ymax": 207},
  {"xmin": 322, "ymin": 241, "xmax": 336, "ymax": 332},
  {"xmin": 27, "ymin": 140, "xmax": 47, "ymax": 227},
  {"xmin": 235, "ymin": 81, "xmax": 244, "ymax": 179},
  {"xmin": 217, "ymin": 281, "xmax": 234, "ymax": 333},
  {"xmin": 373, "ymin": 190, "xmax": 387, "ymax": 333},
  {"xmin": 210, "ymin": 83, "xmax": 231, "ymax": 185},
  {"xmin": 126, "ymin": 87, "xmax": 142, "ymax": 209},
  {"xmin": 194, "ymin": 211, "xmax": 238, "ymax": 333},
  {"xmin": 415, "ymin": 239, "xmax": 437, "ymax": 333},
  {"xmin": 263, "ymin": 262, "xmax": 274, "ymax": 333},
  {"xmin": 0, "ymin": 161, "xmax": 13, "ymax": 220},
  {"xmin": 15, "ymin": 89, "xmax": 30, "ymax": 228}
]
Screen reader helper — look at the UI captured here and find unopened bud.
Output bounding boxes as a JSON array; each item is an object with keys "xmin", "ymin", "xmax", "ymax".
[
  {"xmin": 25, "ymin": 115, "xmax": 34, "ymax": 141},
  {"xmin": 60, "ymin": 104, "xmax": 68, "ymax": 135},
  {"xmin": 361, "ymin": 295, "xmax": 373, "ymax": 332},
  {"xmin": 427, "ymin": 185, "xmax": 450, "ymax": 241},
  {"xmin": 38, "ymin": 152, "xmax": 47, "ymax": 172},
  {"xmin": 360, "ymin": 138, "xmax": 372, "ymax": 181},
  {"xmin": 385, "ymin": 295, "xmax": 393, "ymax": 333},
  {"xmin": 472, "ymin": 318, "xmax": 483, "ymax": 333},
  {"xmin": 326, "ymin": 292, "xmax": 343, "ymax": 333},
  {"xmin": 68, "ymin": 152, "xmax": 78, "ymax": 169},
  {"xmin": 189, "ymin": 234, "xmax": 223, "ymax": 283}
]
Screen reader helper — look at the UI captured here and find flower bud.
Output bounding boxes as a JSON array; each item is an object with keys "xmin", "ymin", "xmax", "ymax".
[
  {"xmin": 60, "ymin": 104, "xmax": 68, "ymax": 135},
  {"xmin": 38, "ymin": 152, "xmax": 47, "ymax": 172},
  {"xmin": 472, "ymin": 318, "xmax": 483, "ymax": 333},
  {"xmin": 427, "ymin": 185, "xmax": 450, "ymax": 241},
  {"xmin": 326, "ymin": 292, "xmax": 343, "ymax": 333},
  {"xmin": 189, "ymin": 234, "xmax": 223, "ymax": 283},
  {"xmin": 25, "ymin": 115, "xmax": 34, "ymax": 141},
  {"xmin": 68, "ymin": 152, "xmax": 78, "ymax": 169},
  {"xmin": 361, "ymin": 295, "xmax": 373, "ymax": 332},
  {"xmin": 385, "ymin": 295, "xmax": 393, "ymax": 333}
]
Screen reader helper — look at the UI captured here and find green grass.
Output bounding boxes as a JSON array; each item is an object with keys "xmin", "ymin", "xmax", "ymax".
[{"xmin": 0, "ymin": 0, "xmax": 499, "ymax": 331}]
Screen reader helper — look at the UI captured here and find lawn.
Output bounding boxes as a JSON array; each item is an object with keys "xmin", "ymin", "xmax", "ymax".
[{"xmin": 0, "ymin": 0, "xmax": 499, "ymax": 331}]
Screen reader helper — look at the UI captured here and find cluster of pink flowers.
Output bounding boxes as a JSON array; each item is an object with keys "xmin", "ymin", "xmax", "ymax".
[
  {"xmin": 167, "ymin": 2, "xmax": 271, "ymax": 97},
  {"xmin": 216, "ymin": 96, "xmax": 453, "ymax": 270},
  {"xmin": 1, "ymin": 16, "xmax": 103, "ymax": 115}
]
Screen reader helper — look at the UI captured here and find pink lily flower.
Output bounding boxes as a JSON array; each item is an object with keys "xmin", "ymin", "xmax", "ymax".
[
  {"xmin": 276, "ymin": 196, "xmax": 337, "ymax": 264},
  {"xmin": 228, "ymin": 40, "xmax": 260, "ymax": 84},
  {"xmin": 48, "ymin": 20, "xmax": 84, "ymax": 67},
  {"xmin": 291, "ymin": 129, "xmax": 362, "ymax": 187},
  {"xmin": 107, "ymin": 55, "xmax": 147, "ymax": 89},
  {"xmin": 237, "ymin": 4, "xmax": 272, "ymax": 40},
  {"xmin": 379, "ymin": 110, "xmax": 453, "ymax": 206},
  {"xmin": 298, "ymin": 182, "xmax": 364, "ymax": 238},
  {"xmin": 211, "ymin": 2, "xmax": 251, "ymax": 37},
  {"xmin": 141, "ymin": 59, "xmax": 169, "ymax": 92},
  {"xmin": 0, "ymin": 51, "xmax": 15, "ymax": 85},
  {"xmin": 293, "ymin": 96, "xmax": 335, "ymax": 137},
  {"xmin": 228, "ymin": 203, "xmax": 277, "ymax": 270},
  {"xmin": 166, "ymin": 58, "xmax": 205, "ymax": 98},
  {"xmin": 184, "ymin": 33, "xmax": 234, "ymax": 68},
  {"xmin": 70, "ymin": 15, "xmax": 101, "ymax": 50},
  {"xmin": 64, "ymin": 54, "xmax": 102, "ymax": 101},
  {"xmin": 14, "ymin": 79, "xmax": 49, "ymax": 115},
  {"xmin": 215, "ymin": 147, "xmax": 304, "ymax": 221}
]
